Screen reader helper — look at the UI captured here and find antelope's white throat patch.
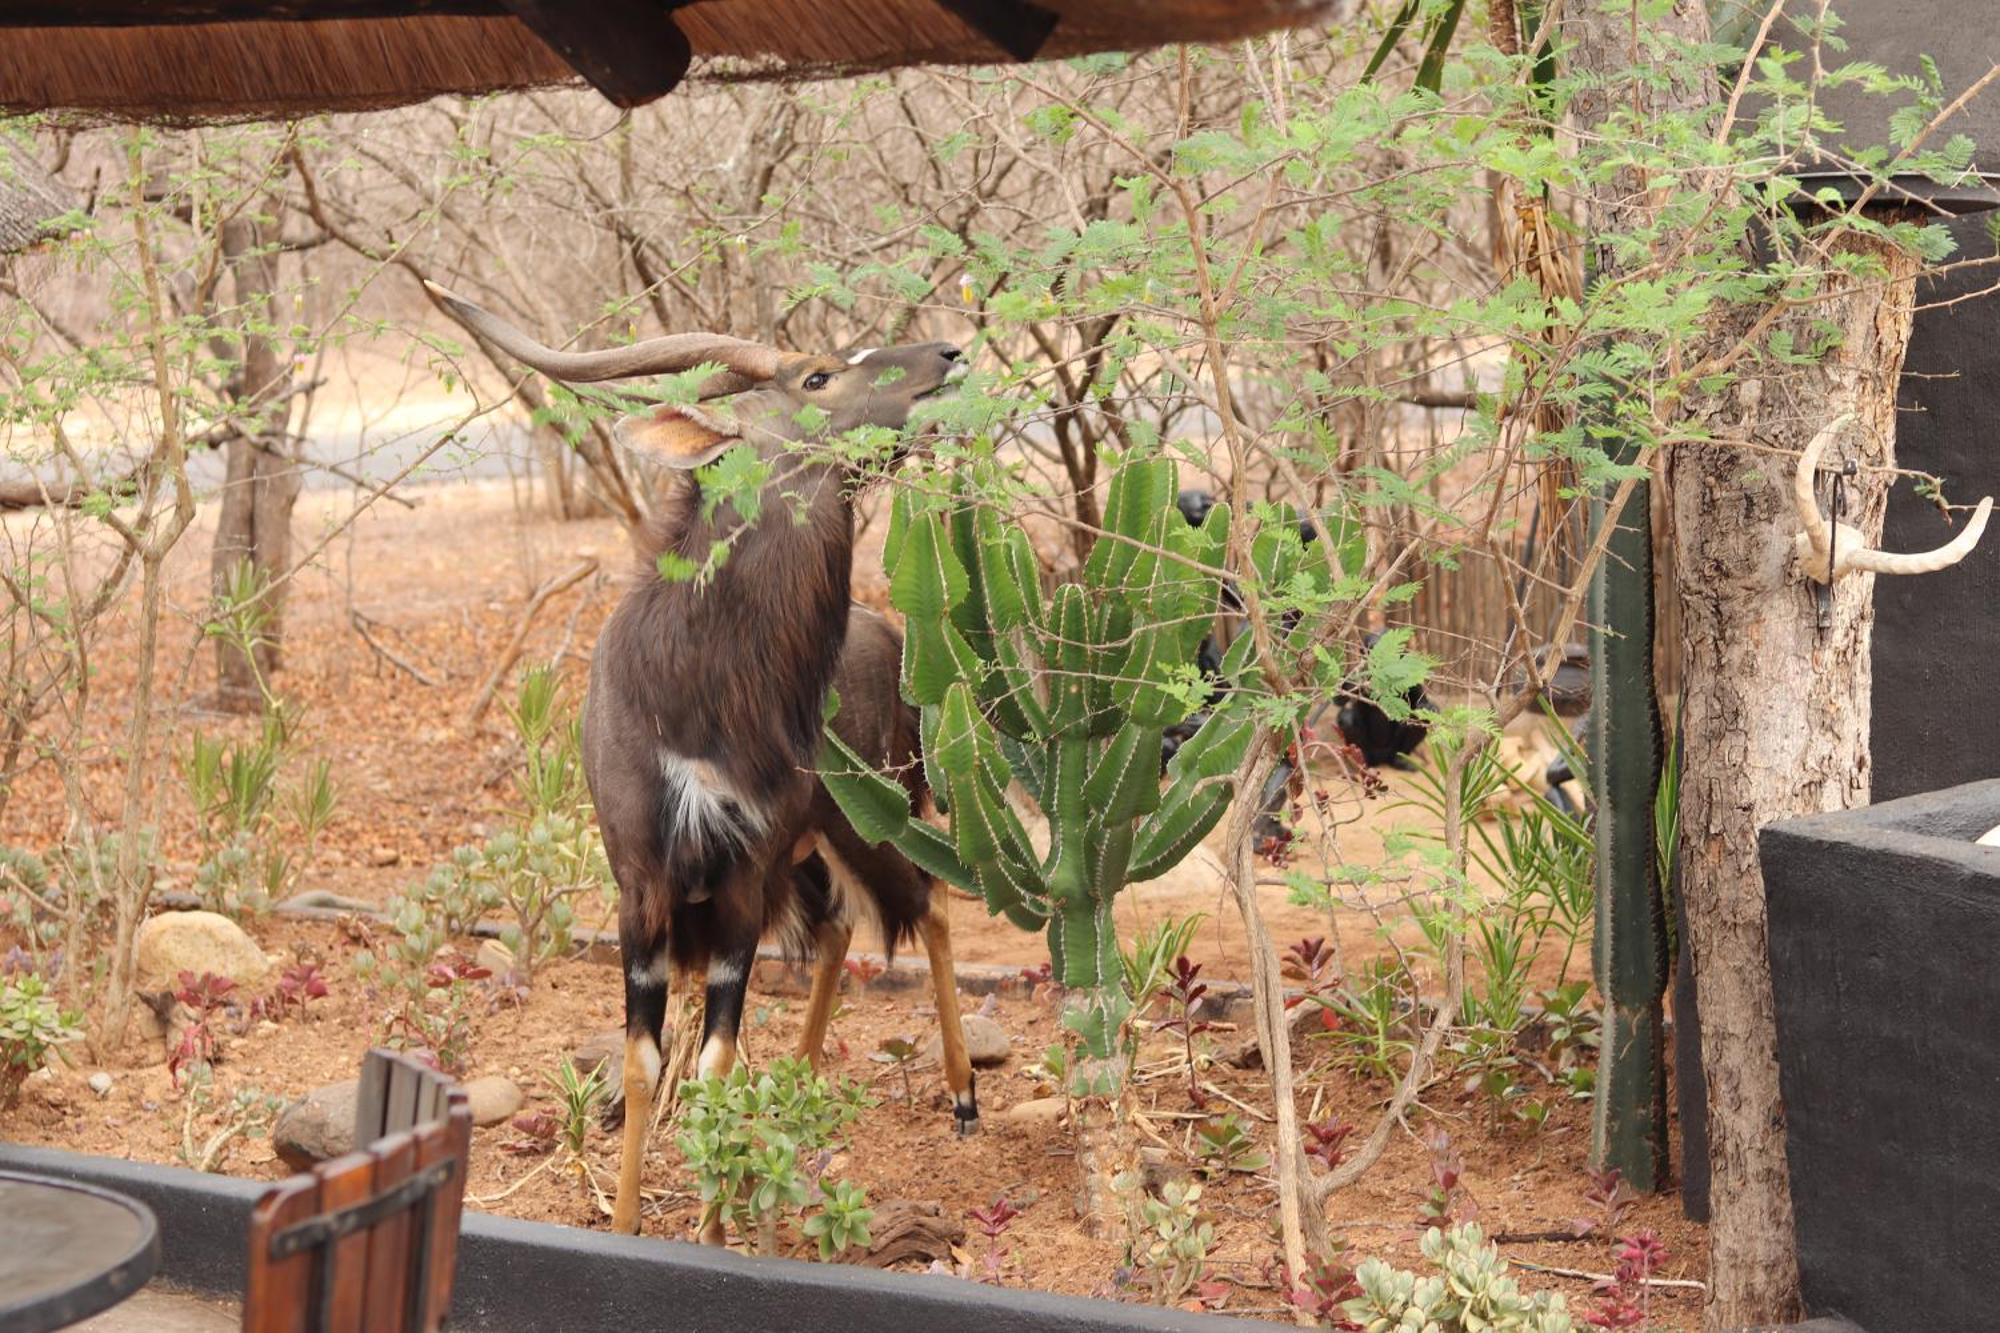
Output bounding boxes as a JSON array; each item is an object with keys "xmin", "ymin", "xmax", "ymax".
[{"xmin": 657, "ymin": 750, "xmax": 765, "ymax": 854}]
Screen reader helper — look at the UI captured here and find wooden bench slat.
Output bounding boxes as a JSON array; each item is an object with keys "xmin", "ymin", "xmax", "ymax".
[
  {"xmin": 354, "ymin": 1051, "xmax": 391, "ymax": 1144},
  {"xmin": 311, "ymin": 1151, "xmax": 379, "ymax": 1333},
  {"xmin": 383, "ymin": 1060, "xmax": 423, "ymax": 1136},
  {"xmin": 359, "ymin": 1132, "xmax": 419, "ymax": 1333},
  {"xmin": 242, "ymin": 1173, "xmax": 320, "ymax": 1333},
  {"xmin": 409, "ymin": 1110, "xmax": 469, "ymax": 1330}
]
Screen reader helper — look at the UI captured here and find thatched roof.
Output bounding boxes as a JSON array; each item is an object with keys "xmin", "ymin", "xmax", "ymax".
[
  {"xmin": 0, "ymin": 2, "xmax": 1343, "ymax": 122},
  {"xmin": 0, "ymin": 135, "xmax": 74, "ymax": 254}
]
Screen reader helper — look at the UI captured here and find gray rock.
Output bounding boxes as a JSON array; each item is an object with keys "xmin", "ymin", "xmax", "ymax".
[
  {"xmin": 464, "ymin": 1075, "xmax": 523, "ymax": 1127},
  {"xmin": 922, "ymin": 1013, "xmax": 1010, "ymax": 1068},
  {"xmin": 474, "ymin": 938, "xmax": 517, "ymax": 976},
  {"xmin": 87, "ymin": 1072, "xmax": 113, "ymax": 1098},
  {"xmin": 133, "ymin": 911, "xmax": 273, "ymax": 993},
  {"xmin": 274, "ymin": 1079, "xmax": 359, "ymax": 1168},
  {"xmin": 569, "ymin": 1028, "xmax": 623, "ymax": 1079}
]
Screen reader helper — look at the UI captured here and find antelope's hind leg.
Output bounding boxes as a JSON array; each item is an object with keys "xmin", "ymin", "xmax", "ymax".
[
  {"xmin": 796, "ymin": 931, "xmax": 854, "ymax": 1070},
  {"xmin": 919, "ymin": 879, "xmax": 979, "ymax": 1134},
  {"xmin": 611, "ymin": 933, "xmax": 669, "ymax": 1236}
]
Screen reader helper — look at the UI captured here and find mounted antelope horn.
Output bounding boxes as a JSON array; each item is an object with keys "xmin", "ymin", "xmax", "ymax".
[
  {"xmin": 1791, "ymin": 414, "xmax": 1994, "ymax": 580},
  {"xmin": 422, "ymin": 280, "xmax": 781, "ymax": 386}
]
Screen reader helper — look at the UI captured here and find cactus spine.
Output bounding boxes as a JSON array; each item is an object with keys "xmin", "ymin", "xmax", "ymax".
[{"xmin": 820, "ymin": 457, "xmax": 1252, "ymax": 1081}]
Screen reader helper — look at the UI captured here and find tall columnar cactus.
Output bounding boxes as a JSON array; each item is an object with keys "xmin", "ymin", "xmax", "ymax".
[
  {"xmin": 820, "ymin": 458, "xmax": 1255, "ymax": 1078},
  {"xmin": 1587, "ymin": 447, "xmax": 1668, "ymax": 1191}
]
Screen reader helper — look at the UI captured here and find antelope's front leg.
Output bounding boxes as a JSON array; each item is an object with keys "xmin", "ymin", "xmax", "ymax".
[
  {"xmin": 694, "ymin": 937, "xmax": 758, "ymax": 1245},
  {"xmin": 612, "ymin": 935, "xmax": 669, "ymax": 1235},
  {"xmin": 918, "ymin": 879, "xmax": 979, "ymax": 1134}
]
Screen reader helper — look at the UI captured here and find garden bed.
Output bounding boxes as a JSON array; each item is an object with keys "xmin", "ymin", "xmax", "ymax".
[{"xmin": 1, "ymin": 480, "xmax": 1709, "ymax": 1327}]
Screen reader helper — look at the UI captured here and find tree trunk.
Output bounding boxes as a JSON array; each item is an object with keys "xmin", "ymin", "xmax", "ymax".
[
  {"xmin": 1669, "ymin": 229, "xmax": 1921, "ymax": 1327},
  {"xmin": 210, "ymin": 209, "xmax": 299, "ymax": 709}
]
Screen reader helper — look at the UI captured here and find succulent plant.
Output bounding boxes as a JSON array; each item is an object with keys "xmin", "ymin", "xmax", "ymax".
[
  {"xmin": 1344, "ymin": 1224, "xmax": 1575, "ymax": 1333},
  {"xmin": 820, "ymin": 457, "xmax": 1258, "ymax": 1083}
]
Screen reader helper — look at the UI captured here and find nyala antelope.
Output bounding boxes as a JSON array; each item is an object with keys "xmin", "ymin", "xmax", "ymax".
[{"xmin": 425, "ymin": 282, "xmax": 978, "ymax": 1240}]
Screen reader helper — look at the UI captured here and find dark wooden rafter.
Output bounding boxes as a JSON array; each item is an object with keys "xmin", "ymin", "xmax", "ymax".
[
  {"xmin": 493, "ymin": 0, "xmax": 691, "ymax": 107},
  {"xmin": 932, "ymin": 0, "xmax": 1059, "ymax": 62},
  {"xmin": 0, "ymin": 1, "xmax": 501, "ymax": 22}
]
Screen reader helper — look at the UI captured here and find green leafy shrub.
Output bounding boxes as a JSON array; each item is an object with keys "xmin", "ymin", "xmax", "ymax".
[
  {"xmin": 676, "ymin": 1056, "xmax": 874, "ymax": 1257},
  {"xmin": 1343, "ymin": 1224, "xmax": 1575, "ymax": 1333},
  {"xmin": 0, "ymin": 975, "xmax": 83, "ymax": 1108}
]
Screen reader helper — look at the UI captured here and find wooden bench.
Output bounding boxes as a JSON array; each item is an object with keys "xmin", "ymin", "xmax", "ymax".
[{"xmin": 244, "ymin": 1050, "xmax": 472, "ymax": 1333}]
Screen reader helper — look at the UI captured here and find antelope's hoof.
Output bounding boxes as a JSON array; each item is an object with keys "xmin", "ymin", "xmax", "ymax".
[
  {"xmin": 611, "ymin": 1208, "xmax": 642, "ymax": 1237},
  {"xmin": 953, "ymin": 1092, "xmax": 981, "ymax": 1137}
]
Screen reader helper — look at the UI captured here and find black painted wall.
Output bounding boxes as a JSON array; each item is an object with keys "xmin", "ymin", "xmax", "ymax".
[
  {"xmin": 1820, "ymin": 2, "xmax": 2000, "ymax": 799},
  {"xmin": 1875, "ymin": 210, "xmax": 2000, "ymax": 799}
]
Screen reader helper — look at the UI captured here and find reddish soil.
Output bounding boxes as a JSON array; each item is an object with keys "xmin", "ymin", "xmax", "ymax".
[{"xmin": 1, "ymin": 476, "xmax": 1706, "ymax": 1327}]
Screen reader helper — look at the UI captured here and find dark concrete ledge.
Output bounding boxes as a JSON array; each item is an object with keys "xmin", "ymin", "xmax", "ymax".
[
  {"xmin": 1762, "ymin": 777, "xmax": 2000, "ymax": 1333},
  {"xmin": 0, "ymin": 1143, "xmax": 1262, "ymax": 1333}
]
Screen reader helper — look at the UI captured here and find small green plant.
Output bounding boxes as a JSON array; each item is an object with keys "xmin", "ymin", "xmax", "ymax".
[
  {"xmin": 183, "ymin": 706, "xmax": 338, "ymax": 919},
  {"xmin": 1122, "ymin": 913, "xmax": 1206, "ymax": 1016},
  {"xmin": 1342, "ymin": 1224, "xmax": 1575, "ymax": 1333},
  {"xmin": 676, "ymin": 1056, "xmax": 874, "ymax": 1257},
  {"xmin": 1119, "ymin": 1175, "xmax": 1215, "ymax": 1307},
  {"xmin": 1194, "ymin": 1112, "xmax": 1269, "ymax": 1176},
  {"xmin": 355, "ymin": 948, "xmax": 487, "ymax": 1074},
  {"xmin": 548, "ymin": 1057, "xmax": 607, "ymax": 1158},
  {"xmin": 0, "ymin": 974, "xmax": 83, "ymax": 1108},
  {"xmin": 871, "ymin": 1035, "xmax": 921, "ymax": 1102},
  {"xmin": 802, "ymin": 1179, "xmax": 875, "ymax": 1261},
  {"xmin": 1328, "ymin": 959, "xmax": 1417, "ymax": 1081},
  {"xmin": 1539, "ymin": 979, "xmax": 1602, "ymax": 1092},
  {"xmin": 176, "ymin": 1065, "xmax": 283, "ymax": 1173}
]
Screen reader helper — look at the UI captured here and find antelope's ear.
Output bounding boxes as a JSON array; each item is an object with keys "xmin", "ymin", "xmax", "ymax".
[{"xmin": 614, "ymin": 403, "xmax": 739, "ymax": 470}]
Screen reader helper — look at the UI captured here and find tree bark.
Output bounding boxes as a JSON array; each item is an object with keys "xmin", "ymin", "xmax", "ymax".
[
  {"xmin": 1670, "ymin": 229, "xmax": 1920, "ymax": 1328},
  {"xmin": 210, "ymin": 207, "xmax": 299, "ymax": 709}
]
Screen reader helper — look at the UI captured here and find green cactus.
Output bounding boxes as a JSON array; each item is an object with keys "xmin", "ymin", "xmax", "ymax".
[
  {"xmin": 1587, "ymin": 443, "xmax": 1668, "ymax": 1192},
  {"xmin": 820, "ymin": 457, "xmax": 1257, "ymax": 1085}
]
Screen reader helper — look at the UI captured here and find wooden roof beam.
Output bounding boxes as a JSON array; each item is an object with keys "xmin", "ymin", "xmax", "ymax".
[{"xmin": 494, "ymin": 0, "xmax": 690, "ymax": 107}]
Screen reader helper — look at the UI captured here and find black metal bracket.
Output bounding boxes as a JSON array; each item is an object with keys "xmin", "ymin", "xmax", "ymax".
[{"xmin": 1812, "ymin": 457, "xmax": 1859, "ymax": 633}]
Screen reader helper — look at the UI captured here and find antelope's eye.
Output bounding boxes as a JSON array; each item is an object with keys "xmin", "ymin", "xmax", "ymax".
[{"xmin": 803, "ymin": 371, "xmax": 832, "ymax": 391}]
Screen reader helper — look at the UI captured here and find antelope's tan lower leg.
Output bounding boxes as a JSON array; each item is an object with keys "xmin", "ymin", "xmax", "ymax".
[
  {"xmin": 919, "ymin": 880, "xmax": 979, "ymax": 1132},
  {"xmin": 795, "ymin": 920, "xmax": 854, "ymax": 1068},
  {"xmin": 611, "ymin": 1032, "xmax": 660, "ymax": 1234}
]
